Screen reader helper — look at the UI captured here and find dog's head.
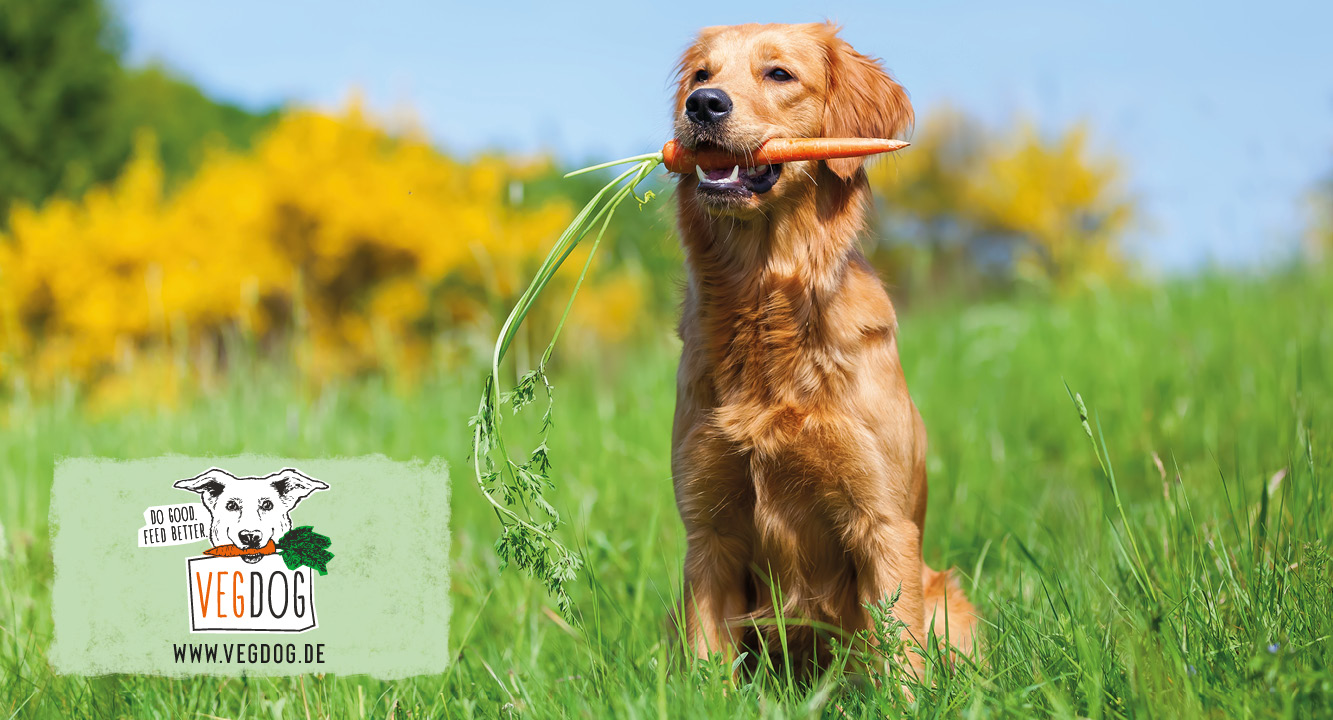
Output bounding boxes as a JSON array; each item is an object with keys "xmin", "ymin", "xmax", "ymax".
[
  {"xmin": 673, "ymin": 22, "xmax": 912, "ymax": 218},
  {"xmin": 174, "ymin": 468, "xmax": 328, "ymax": 553}
]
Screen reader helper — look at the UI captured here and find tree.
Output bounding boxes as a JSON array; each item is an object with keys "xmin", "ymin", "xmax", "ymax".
[
  {"xmin": 0, "ymin": 0, "xmax": 123, "ymax": 215},
  {"xmin": 0, "ymin": 0, "xmax": 275, "ymax": 222}
]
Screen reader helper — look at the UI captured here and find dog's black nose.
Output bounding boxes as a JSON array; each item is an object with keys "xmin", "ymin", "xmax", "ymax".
[
  {"xmin": 685, "ymin": 88, "xmax": 732, "ymax": 125},
  {"xmin": 237, "ymin": 530, "xmax": 261, "ymax": 548}
]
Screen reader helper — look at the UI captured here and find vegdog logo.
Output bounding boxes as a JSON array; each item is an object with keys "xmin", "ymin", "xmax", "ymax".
[{"xmin": 140, "ymin": 468, "xmax": 333, "ymax": 633}]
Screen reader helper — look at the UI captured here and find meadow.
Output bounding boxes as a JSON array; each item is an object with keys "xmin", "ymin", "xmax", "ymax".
[{"xmin": 2, "ymin": 265, "xmax": 1330, "ymax": 718}]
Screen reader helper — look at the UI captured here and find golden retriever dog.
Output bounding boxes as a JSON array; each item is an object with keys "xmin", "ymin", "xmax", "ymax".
[{"xmin": 670, "ymin": 22, "xmax": 976, "ymax": 672}]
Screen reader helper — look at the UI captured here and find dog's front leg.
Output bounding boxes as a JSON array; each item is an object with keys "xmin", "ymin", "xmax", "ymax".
[
  {"xmin": 843, "ymin": 512, "xmax": 926, "ymax": 670},
  {"xmin": 681, "ymin": 526, "xmax": 748, "ymax": 662},
  {"xmin": 673, "ymin": 396, "xmax": 752, "ymax": 663}
]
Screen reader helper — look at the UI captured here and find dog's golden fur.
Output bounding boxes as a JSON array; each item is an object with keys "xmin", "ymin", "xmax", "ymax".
[{"xmin": 670, "ymin": 22, "xmax": 976, "ymax": 670}]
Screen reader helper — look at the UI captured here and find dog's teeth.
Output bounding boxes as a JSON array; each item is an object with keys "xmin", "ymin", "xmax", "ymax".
[
  {"xmin": 748, "ymin": 164, "xmax": 768, "ymax": 176},
  {"xmin": 728, "ymin": 165, "xmax": 740, "ymax": 182},
  {"xmin": 696, "ymin": 165, "xmax": 706, "ymax": 182}
]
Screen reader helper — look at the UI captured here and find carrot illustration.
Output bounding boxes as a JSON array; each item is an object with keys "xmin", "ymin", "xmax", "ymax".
[
  {"xmin": 203, "ymin": 540, "xmax": 276, "ymax": 557},
  {"xmin": 661, "ymin": 137, "xmax": 909, "ymax": 174},
  {"xmin": 199, "ymin": 528, "xmax": 333, "ymax": 575}
]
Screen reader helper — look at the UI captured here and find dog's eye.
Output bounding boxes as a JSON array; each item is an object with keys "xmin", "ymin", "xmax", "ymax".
[
  {"xmin": 259, "ymin": 499, "xmax": 274, "ymax": 511},
  {"xmin": 767, "ymin": 67, "xmax": 796, "ymax": 82},
  {"xmin": 225, "ymin": 500, "xmax": 240, "ymax": 512},
  {"xmin": 694, "ymin": 69, "xmax": 710, "ymax": 83}
]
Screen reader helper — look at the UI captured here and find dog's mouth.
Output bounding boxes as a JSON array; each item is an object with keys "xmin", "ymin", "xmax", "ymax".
[{"xmin": 686, "ymin": 141, "xmax": 783, "ymax": 198}]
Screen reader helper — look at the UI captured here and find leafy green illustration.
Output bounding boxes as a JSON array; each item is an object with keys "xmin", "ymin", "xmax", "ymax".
[{"xmin": 276, "ymin": 525, "xmax": 334, "ymax": 575}]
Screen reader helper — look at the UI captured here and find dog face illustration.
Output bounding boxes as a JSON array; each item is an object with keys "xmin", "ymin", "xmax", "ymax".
[{"xmin": 174, "ymin": 468, "xmax": 328, "ymax": 562}]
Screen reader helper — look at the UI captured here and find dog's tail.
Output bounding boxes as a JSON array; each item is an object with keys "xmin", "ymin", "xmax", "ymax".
[{"xmin": 921, "ymin": 564, "xmax": 977, "ymax": 658}]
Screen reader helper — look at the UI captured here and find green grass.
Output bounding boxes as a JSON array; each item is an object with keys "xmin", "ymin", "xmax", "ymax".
[{"xmin": 2, "ymin": 269, "xmax": 1331, "ymax": 718}]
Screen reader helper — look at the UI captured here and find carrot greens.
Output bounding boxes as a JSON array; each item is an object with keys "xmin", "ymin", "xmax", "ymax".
[{"xmin": 469, "ymin": 152, "xmax": 662, "ymax": 617}]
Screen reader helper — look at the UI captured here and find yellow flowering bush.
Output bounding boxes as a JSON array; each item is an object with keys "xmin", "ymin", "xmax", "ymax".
[
  {"xmin": 870, "ymin": 111, "xmax": 1133, "ymax": 292},
  {"xmin": 0, "ymin": 105, "xmax": 645, "ymax": 402},
  {"xmin": 964, "ymin": 123, "xmax": 1131, "ymax": 286},
  {"xmin": 1310, "ymin": 177, "xmax": 1333, "ymax": 264}
]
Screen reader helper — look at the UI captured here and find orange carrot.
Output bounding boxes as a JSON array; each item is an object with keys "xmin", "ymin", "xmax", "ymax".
[
  {"xmin": 203, "ymin": 540, "xmax": 277, "ymax": 557},
  {"xmin": 661, "ymin": 137, "xmax": 909, "ymax": 174}
]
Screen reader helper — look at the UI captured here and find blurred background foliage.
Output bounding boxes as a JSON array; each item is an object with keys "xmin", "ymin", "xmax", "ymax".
[
  {"xmin": 0, "ymin": 0, "xmax": 1321, "ymax": 411},
  {"xmin": 0, "ymin": 107, "xmax": 648, "ymax": 408},
  {"xmin": 869, "ymin": 111, "xmax": 1132, "ymax": 298},
  {"xmin": 0, "ymin": 0, "xmax": 275, "ymax": 220},
  {"xmin": 1310, "ymin": 171, "xmax": 1333, "ymax": 263}
]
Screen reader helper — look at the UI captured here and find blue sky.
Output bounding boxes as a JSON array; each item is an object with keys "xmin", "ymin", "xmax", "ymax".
[{"xmin": 117, "ymin": 0, "xmax": 1333, "ymax": 272}]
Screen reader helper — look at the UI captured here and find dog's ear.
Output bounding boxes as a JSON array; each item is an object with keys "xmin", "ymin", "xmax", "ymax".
[
  {"xmin": 269, "ymin": 468, "xmax": 329, "ymax": 509},
  {"xmin": 820, "ymin": 25, "xmax": 913, "ymax": 181},
  {"xmin": 174, "ymin": 468, "xmax": 233, "ymax": 509}
]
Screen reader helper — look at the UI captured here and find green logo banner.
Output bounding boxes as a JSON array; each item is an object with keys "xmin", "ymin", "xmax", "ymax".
[{"xmin": 50, "ymin": 455, "xmax": 451, "ymax": 678}]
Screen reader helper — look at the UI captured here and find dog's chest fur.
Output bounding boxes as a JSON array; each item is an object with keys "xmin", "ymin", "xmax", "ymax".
[
  {"xmin": 675, "ymin": 224, "xmax": 911, "ymax": 620},
  {"xmin": 677, "ymin": 216, "xmax": 898, "ymax": 458},
  {"xmin": 671, "ymin": 177, "xmax": 926, "ymax": 577}
]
